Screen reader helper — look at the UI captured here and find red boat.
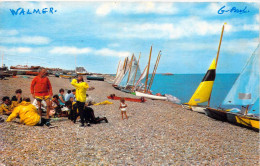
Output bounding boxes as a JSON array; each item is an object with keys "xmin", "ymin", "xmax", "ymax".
[
  {"xmin": 107, "ymin": 94, "xmax": 146, "ymax": 103},
  {"xmin": 25, "ymin": 71, "xmax": 39, "ymax": 76}
]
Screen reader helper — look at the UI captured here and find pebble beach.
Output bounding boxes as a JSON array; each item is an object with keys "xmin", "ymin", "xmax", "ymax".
[{"xmin": 0, "ymin": 75, "xmax": 259, "ymax": 165}]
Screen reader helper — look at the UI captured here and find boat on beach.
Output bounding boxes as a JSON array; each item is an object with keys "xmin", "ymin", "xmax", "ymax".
[
  {"xmin": 60, "ymin": 74, "xmax": 77, "ymax": 79},
  {"xmin": 0, "ymin": 65, "xmax": 13, "ymax": 79},
  {"xmin": 205, "ymin": 44, "xmax": 259, "ymax": 131},
  {"xmin": 107, "ymin": 94, "xmax": 146, "ymax": 103},
  {"xmin": 135, "ymin": 91, "xmax": 167, "ymax": 100},
  {"xmin": 87, "ymin": 75, "xmax": 105, "ymax": 81},
  {"xmin": 76, "ymin": 67, "xmax": 88, "ymax": 75},
  {"xmin": 10, "ymin": 65, "xmax": 40, "ymax": 70},
  {"xmin": 183, "ymin": 24, "xmax": 226, "ymax": 113}
]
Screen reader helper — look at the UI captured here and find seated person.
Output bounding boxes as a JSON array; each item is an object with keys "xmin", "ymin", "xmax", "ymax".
[
  {"xmin": 32, "ymin": 98, "xmax": 47, "ymax": 113},
  {"xmin": 11, "ymin": 89, "xmax": 23, "ymax": 108},
  {"xmin": 65, "ymin": 90, "xmax": 74, "ymax": 102},
  {"xmin": 51, "ymin": 95, "xmax": 69, "ymax": 117},
  {"xmin": 51, "ymin": 95, "xmax": 62, "ymax": 117},
  {"xmin": 6, "ymin": 98, "xmax": 51, "ymax": 126},
  {"xmin": 65, "ymin": 97, "xmax": 75, "ymax": 120},
  {"xmin": 0, "ymin": 96, "xmax": 13, "ymax": 115},
  {"xmin": 58, "ymin": 89, "xmax": 66, "ymax": 106}
]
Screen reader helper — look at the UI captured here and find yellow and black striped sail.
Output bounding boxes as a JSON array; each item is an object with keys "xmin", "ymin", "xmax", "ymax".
[{"xmin": 187, "ymin": 58, "xmax": 216, "ymax": 106}]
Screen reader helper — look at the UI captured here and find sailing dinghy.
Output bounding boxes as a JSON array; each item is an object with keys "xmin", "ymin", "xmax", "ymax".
[
  {"xmin": 205, "ymin": 44, "xmax": 259, "ymax": 131},
  {"xmin": 183, "ymin": 23, "xmax": 225, "ymax": 112}
]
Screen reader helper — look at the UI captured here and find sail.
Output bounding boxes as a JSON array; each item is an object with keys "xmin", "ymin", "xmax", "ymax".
[
  {"xmin": 187, "ymin": 58, "xmax": 216, "ymax": 106},
  {"xmin": 119, "ymin": 56, "xmax": 141, "ymax": 88},
  {"xmin": 126, "ymin": 57, "xmax": 141, "ymax": 87},
  {"xmin": 119, "ymin": 70, "xmax": 130, "ymax": 87},
  {"xmin": 134, "ymin": 65, "xmax": 148, "ymax": 90},
  {"xmin": 222, "ymin": 45, "xmax": 259, "ymax": 106},
  {"xmin": 113, "ymin": 57, "xmax": 130, "ymax": 86},
  {"xmin": 114, "ymin": 61, "xmax": 123, "ymax": 82}
]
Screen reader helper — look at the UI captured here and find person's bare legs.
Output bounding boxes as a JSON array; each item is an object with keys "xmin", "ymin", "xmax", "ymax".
[
  {"xmin": 124, "ymin": 112, "xmax": 128, "ymax": 119},
  {"xmin": 45, "ymin": 99, "xmax": 51, "ymax": 119},
  {"xmin": 37, "ymin": 100, "xmax": 42, "ymax": 116},
  {"xmin": 121, "ymin": 111, "xmax": 124, "ymax": 120}
]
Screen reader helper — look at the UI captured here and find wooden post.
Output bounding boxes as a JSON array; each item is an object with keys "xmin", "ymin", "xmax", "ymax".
[
  {"xmin": 145, "ymin": 46, "xmax": 152, "ymax": 93},
  {"xmin": 208, "ymin": 23, "xmax": 225, "ymax": 107}
]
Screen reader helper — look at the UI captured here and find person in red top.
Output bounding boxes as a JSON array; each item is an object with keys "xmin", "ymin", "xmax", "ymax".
[{"xmin": 31, "ymin": 68, "xmax": 53, "ymax": 119}]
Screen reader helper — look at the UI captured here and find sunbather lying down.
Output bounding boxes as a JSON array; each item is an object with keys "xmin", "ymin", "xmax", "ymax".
[{"xmin": 69, "ymin": 102, "xmax": 108, "ymax": 126}]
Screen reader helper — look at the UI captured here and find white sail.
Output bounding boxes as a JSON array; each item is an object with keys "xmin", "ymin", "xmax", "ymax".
[{"xmin": 134, "ymin": 65, "xmax": 148, "ymax": 90}]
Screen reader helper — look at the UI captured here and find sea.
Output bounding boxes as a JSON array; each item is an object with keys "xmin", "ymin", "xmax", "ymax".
[{"xmin": 150, "ymin": 73, "xmax": 239, "ymax": 108}]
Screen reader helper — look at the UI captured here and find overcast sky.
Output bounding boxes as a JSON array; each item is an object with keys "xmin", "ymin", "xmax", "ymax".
[{"xmin": 0, "ymin": 1, "xmax": 259, "ymax": 74}]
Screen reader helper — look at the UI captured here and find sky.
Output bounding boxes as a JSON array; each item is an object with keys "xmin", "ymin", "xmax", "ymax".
[{"xmin": 0, "ymin": 1, "xmax": 259, "ymax": 74}]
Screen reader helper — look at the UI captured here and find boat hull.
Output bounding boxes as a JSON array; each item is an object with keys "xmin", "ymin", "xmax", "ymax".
[
  {"xmin": 87, "ymin": 76, "xmax": 104, "ymax": 81},
  {"xmin": 107, "ymin": 95, "xmax": 145, "ymax": 103},
  {"xmin": 182, "ymin": 104, "xmax": 206, "ymax": 113},
  {"xmin": 205, "ymin": 107, "xmax": 228, "ymax": 121},
  {"xmin": 227, "ymin": 113, "xmax": 259, "ymax": 131},
  {"xmin": 135, "ymin": 91, "xmax": 167, "ymax": 100}
]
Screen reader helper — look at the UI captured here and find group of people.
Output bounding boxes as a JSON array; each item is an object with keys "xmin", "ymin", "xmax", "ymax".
[{"xmin": 0, "ymin": 68, "xmax": 108, "ymax": 127}]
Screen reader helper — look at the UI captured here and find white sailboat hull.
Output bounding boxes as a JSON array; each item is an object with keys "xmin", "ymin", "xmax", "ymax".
[
  {"xmin": 182, "ymin": 104, "xmax": 206, "ymax": 113},
  {"xmin": 135, "ymin": 91, "xmax": 167, "ymax": 100}
]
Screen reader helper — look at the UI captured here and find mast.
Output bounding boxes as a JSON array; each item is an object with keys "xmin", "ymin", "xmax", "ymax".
[
  {"xmin": 133, "ymin": 52, "xmax": 141, "ymax": 85},
  {"xmin": 126, "ymin": 54, "xmax": 134, "ymax": 85},
  {"xmin": 75, "ymin": 55, "xmax": 77, "ymax": 73},
  {"xmin": 145, "ymin": 46, "xmax": 152, "ymax": 93},
  {"xmin": 207, "ymin": 23, "xmax": 225, "ymax": 106},
  {"xmin": 1, "ymin": 52, "xmax": 3, "ymax": 67},
  {"xmin": 115, "ymin": 60, "xmax": 121, "ymax": 78},
  {"xmin": 147, "ymin": 51, "xmax": 161, "ymax": 92}
]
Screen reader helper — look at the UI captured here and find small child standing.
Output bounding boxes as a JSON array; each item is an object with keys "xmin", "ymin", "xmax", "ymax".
[{"xmin": 119, "ymin": 98, "xmax": 128, "ymax": 120}]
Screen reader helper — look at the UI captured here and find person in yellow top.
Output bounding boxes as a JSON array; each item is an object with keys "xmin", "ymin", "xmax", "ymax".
[
  {"xmin": 71, "ymin": 75, "xmax": 94, "ymax": 127},
  {"xmin": 0, "ymin": 96, "xmax": 13, "ymax": 115},
  {"xmin": 6, "ymin": 98, "xmax": 51, "ymax": 126}
]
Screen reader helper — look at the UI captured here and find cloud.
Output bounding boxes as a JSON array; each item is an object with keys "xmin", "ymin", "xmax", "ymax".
[
  {"xmin": 0, "ymin": 46, "xmax": 32, "ymax": 54},
  {"xmin": 49, "ymin": 46, "xmax": 130, "ymax": 57},
  {"xmin": 95, "ymin": 48, "xmax": 131, "ymax": 57},
  {"xmin": 108, "ymin": 43, "xmax": 120, "ymax": 48},
  {"xmin": 49, "ymin": 47, "xmax": 92, "ymax": 55},
  {"xmin": 1, "ymin": 36, "xmax": 50, "ymax": 45},
  {"xmin": 96, "ymin": 2, "xmax": 178, "ymax": 16},
  {"xmin": 112, "ymin": 17, "xmax": 231, "ymax": 40},
  {"xmin": 255, "ymin": 14, "xmax": 259, "ymax": 23},
  {"xmin": 0, "ymin": 29, "xmax": 19, "ymax": 36}
]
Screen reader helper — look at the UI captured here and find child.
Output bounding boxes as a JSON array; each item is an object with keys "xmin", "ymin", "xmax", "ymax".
[
  {"xmin": 119, "ymin": 98, "xmax": 128, "ymax": 120},
  {"xmin": 11, "ymin": 89, "xmax": 23, "ymax": 108},
  {"xmin": 0, "ymin": 96, "xmax": 13, "ymax": 115}
]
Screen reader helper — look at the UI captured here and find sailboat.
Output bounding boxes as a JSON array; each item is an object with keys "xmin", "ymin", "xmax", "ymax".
[
  {"xmin": 113, "ymin": 56, "xmax": 130, "ymax": 88},
  {"xmin": 118, "ymin": 54, "xmax": 142, "ymax": 92},
  {"xmin": 135, "ymin": 46, "xmax": 166, "ymax": 100},
  {"xmin": 205, "ymin": 45, "xmax": 259, "ymax": 130},
  {"xmin": 182, "ymin": 24, "xmax": 225, "ymax": 112}
]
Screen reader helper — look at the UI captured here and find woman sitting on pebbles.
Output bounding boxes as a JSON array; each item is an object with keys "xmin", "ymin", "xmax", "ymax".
[{"xmin": 6, "ymin": 97, "xmax": 52, "ymax": 127}]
